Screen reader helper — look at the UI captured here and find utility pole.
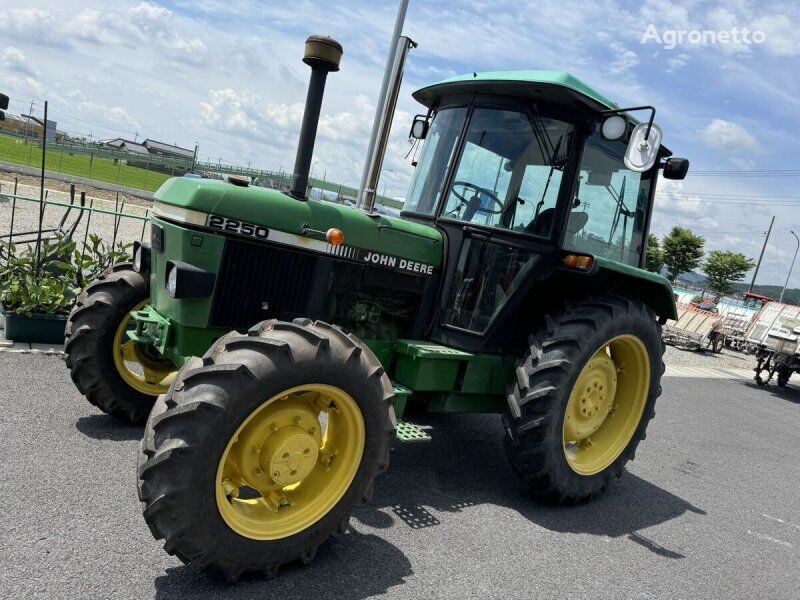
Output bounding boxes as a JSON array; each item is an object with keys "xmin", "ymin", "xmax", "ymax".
[
  {"xmin": 779, "ymin": 230, "xmax": 799, "ymax": 303},
  {"xmin": 749, "ymin": 215, "xmax": 774, "ymax": 293}
]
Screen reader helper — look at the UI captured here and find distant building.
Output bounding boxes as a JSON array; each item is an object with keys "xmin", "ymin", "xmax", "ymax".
[
  {"xmin": 0, "ymin": 113, "xmax": 58, "ymax": 141},
  {"xmin": 98, "ymin": 137, "xmax": 196, "ymax": 175},
  {"xmin": 99, "ymin": 138, "xmax": 150, "ymax": 155},
  {"xmin": 143, "ymin": 139, "xmax": 195, "ymax": 160}
]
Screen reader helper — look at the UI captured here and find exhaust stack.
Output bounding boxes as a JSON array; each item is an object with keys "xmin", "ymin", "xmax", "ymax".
[{"xmin": 289, "ymin": 35, "xmax": 343, "ymax": 200}]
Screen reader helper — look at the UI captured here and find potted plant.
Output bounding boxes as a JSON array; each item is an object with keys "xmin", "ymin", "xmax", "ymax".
[{"xmin": 0, "ymin": 234, "xmax": 131, "ymax": 344}]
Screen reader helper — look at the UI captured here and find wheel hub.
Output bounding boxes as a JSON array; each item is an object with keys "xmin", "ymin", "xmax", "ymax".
[
  {"xmin": 563, "ymin": 353, "xmax": 617, "ymax": 441},
  {"xmin": 562, "ymin": 335, "xmax": 651, "ymax": 476},
  {"xmin": 215, "ymin": 384, "xmax": 366, "ymax": 540},
  {"xmin": 262, "ymin": 426, "xmax": 319, "ymax": 486}
]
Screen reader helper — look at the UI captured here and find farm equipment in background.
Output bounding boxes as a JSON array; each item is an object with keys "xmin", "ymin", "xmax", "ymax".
[
  {"xmin": 662, "ymin": 302, "xmax": 722, "ymax": 351},
  {"xmin": 750, "ymin": 302, "xmax": 800, "ymax": 387},
  {"xmin": 671, "ymin": 286, "xmax": 775, "ymax": 353},
  {"xmin": 65, "ymin": 28, "xmax": 690, "ymax": 579}
]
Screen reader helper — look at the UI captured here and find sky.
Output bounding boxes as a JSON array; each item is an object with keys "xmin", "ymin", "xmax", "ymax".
[{"xmin": 0, "ymin": 0, "xmax": 798, "ymax": 287}]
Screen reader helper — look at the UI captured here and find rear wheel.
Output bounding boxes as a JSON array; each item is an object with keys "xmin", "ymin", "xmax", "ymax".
[
  {"xmin": 65, "ymin": 264, "xmax": 176, "ymax": 424},
  {"xmin": 504, "ymin": 295, "xmax": 664, "ymax": 503},
  {"xmin": 711, "ymin": 333, "xmax": 724, "ymax": 353},
  {"xmin": 137, "ymin": 319, "xmax": 395, "ymax": 580}
]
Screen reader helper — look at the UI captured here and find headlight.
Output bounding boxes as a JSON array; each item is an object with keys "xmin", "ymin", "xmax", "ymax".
[
  {"xmin": 132, "ymin": 241, "xmax": 151, "ymax": 274},
  {"xmin": 164, "ymin": 260, "xmax": 215, "ymax": 299},
  {"xmin": 166, "ymin": 264, "xmax": 178, "ymax": 297}
]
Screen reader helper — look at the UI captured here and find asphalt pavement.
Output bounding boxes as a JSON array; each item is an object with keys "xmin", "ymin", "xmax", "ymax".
[{"xmin": 1, "ymin": 352, "xmax": 798, "ymax": 599}]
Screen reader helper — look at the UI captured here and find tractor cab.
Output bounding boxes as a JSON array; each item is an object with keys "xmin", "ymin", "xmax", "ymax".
[{"xmin": 400, "ymin": 71, "xmax": 685, "ymax": 352}]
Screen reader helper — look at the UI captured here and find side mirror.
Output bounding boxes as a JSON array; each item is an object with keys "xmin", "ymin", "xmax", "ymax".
[
  {"xmin": 662, "ymin": 157, "xmax": 690, "ymax": 180},
  {"xmin": 624, "ymin": 122, "xmax": 663, "ymax": 172},
  {"xmin": 0, "ymin": 94, "xmax": 8, "ymax": 110},
  {"xmin": 410, "ymin": 115, "xmax": 429, "ymax": 140}
]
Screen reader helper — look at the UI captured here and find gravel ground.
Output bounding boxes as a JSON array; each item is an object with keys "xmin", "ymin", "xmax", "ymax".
[
  {"xmin": 1, "ymin": 352, "xmax": 798, "ymax": 599},
  {"xmin": 664, "ymin": 344, "xmax": 753, "ymax": 370}
]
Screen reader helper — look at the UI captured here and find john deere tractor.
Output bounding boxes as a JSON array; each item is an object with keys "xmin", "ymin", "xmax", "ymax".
[{"xmin": 65, "ymin": 35, "xmax": 688, "ymax": 579}]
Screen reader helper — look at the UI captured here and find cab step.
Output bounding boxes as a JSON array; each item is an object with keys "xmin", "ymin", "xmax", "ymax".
[{"xmin": 395, "ymin": 421, "xmax": 431, "ymax": 443}]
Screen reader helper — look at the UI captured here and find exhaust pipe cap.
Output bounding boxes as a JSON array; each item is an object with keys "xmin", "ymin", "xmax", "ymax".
[{"xmin": 303, "ymin": 35, "xmax": 343, "ymax": 72}]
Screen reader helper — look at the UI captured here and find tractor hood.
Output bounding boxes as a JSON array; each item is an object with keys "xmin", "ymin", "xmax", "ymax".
[{"xmin": 152, "ymin": 177, "xmax": 443, "ymax": 266}]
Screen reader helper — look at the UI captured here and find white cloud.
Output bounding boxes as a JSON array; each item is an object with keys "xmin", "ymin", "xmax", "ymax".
[
  {"xmin": 700, "ymin": 119, "xmax": 760, "ymax": 153},
  {"xmin": 730, "ymin": 156, "xmax": 756, "ymax": 170},
  {"xmin": 610, "ymin": 49, "xmax": 639, "ymax": 74},
  {"xmin": 0, "ymin": 8, "xmax": 67, "ymax": 47},
  {"xmin": 751, "ymin": 15, "xmax": 800, "ymax": 57},
  {"xmin": 1, "ymin": 47, "xmax": 39, "ymax": 78},
  {"xmin": 1, "ymin": 3, "xmax": 207, "ymax": 66},
  {"xmin": 666, "ymin": 52, "xmax": 690, "ymax": 73}
]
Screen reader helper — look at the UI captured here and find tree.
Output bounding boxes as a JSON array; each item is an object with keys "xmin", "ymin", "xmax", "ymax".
[
  {"xmin": 662, "ymin": 226, "xmax": 705, "ymax": 281},
  {"xmin": 644, "ymin": 234, "xmax": 664, "ymax": 274},
  {"xmin": 703, "ymin": 250, "xmax": 755, "ymax": 295}
]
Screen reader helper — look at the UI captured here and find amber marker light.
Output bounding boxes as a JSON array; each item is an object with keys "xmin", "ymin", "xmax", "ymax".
[
  {"xmin": 326, "ymin": 228, "xmax": 345, "ymax": 246},
  {"xmin": 563, "ymin": 254, "xmax": 595, "ymax": 272}
]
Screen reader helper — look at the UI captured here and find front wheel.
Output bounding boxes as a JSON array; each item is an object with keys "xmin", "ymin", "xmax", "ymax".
[
  {"xmin": 137, "ymin": 319, "xmax": 395, "ymax": 580},
  {"xmin": 65, "ymin": 264, "xmax": 176, "ymax": 424},
  {"xmin": 503, "ymin": 295, "xmax": 665, "ymax": 503}
]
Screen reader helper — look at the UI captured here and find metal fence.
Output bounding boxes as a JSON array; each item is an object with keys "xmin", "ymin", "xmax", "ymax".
[{"xmin": 0, "ymin": 178, "xmax": 150, "ymax": 259}]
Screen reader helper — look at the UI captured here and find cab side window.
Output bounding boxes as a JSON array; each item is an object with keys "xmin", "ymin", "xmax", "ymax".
[{"xmin": 566, "ymin": 132, "xmax": 653, "ymax": 266}]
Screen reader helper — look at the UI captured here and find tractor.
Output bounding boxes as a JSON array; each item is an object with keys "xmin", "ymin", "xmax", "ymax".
[{"xmin": 64, "ymin": 34, "xmax": 688, "ymax": 579}]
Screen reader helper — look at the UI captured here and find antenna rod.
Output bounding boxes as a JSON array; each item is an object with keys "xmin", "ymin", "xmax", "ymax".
[{"xmin": 357, "ymin": 0, "xmax": 410, "ymax": 210}]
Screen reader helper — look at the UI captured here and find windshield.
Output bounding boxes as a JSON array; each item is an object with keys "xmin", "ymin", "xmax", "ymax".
[
  {"xmin": 440, "ymin": 108, "xmax": 574, "ymax": 237},
  {"xmin": 404, "ymin": 107, "xmax": 468, "ymax": 215}
]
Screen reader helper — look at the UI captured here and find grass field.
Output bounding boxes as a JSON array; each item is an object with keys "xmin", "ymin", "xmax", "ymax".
[{"xmin": 0, "ymin": 134, "xmax": 172, "ymax": 192}]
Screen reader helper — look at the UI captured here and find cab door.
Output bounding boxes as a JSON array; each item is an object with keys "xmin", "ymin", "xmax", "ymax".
[{"xmin": 429, "ymin": 103, "xmax": 578, "ymax": 352}]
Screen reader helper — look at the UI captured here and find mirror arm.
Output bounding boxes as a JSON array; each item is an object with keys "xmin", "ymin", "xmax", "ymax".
[{"xmin": 601, "ymin": 105, "xmax": 656, "ymax": 140}]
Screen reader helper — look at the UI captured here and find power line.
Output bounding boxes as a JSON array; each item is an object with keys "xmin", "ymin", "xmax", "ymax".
[{"xmin": 689, "ymin": 170, "xmax": 800, "ymax": 177}]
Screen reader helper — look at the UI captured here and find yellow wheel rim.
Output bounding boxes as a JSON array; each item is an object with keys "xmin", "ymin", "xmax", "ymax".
[
  {"xmin": 112, "ymin": 299, "xmax": 175, "ymax": 396},
  {"xmin": 215, "ymin": 384, "xmax": 365, "ymax": 540},
  {"xmin": 563, "ymin": 334, "xmax": 650, "ymax": 476}
]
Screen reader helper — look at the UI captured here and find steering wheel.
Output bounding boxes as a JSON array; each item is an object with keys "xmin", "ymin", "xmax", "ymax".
[{"xmin": 450, "ymin": 181, "xmax": 504, "ymax": 215}]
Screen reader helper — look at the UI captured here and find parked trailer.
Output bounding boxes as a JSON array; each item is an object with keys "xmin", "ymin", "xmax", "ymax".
[{"xmin": 662, "ymin": 303, "xmax": 722, "ymax": 350}]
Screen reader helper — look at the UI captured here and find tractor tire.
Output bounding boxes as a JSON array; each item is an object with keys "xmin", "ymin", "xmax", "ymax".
[
  {"xmin": 137, "ymin": 319, "xmax": 395, "ymax": 580},
  {"xmin": 503, "ymin": 295, "xmax": 664, "ymax": 504},
  {"xmin": 711, "ymin": 335, "xmax": 724, "ymax": 354},
  {"xmin": 65, "ymin": 264, "xmax": 174, "ymax": 425}
]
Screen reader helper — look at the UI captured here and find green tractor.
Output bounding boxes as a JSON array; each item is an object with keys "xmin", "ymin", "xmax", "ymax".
[{"xmin": 65, "ymin": 34, "xmax": 688, "ymax": 579}]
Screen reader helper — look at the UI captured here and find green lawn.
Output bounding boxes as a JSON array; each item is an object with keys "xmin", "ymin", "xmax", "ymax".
[{"xmin": 0, "ymin": 134, "xmax": 172, "ymax": 192}]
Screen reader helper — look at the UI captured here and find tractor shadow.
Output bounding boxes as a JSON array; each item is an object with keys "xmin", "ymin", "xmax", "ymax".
[
  {"xmin": 362, "ymin": 413, "xmax": 704, "ymax": 557},
  {"xmin": 74, "ymin": 414, "xmax": 142, "ymax": 441},
  {"xmin": 153, "ymin": 529, "xmax": 413, "ymax": 600},
  {"xmin": 738, "ymin": 380, "xmax": 800, "ymax": 404},
  {"xmin": 152, "ymin": 413, "xmax": 700, "ymax": 596}
]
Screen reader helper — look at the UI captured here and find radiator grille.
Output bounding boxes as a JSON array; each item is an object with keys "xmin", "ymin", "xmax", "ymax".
[{"xmin": 208, "ymin": 238, "xmax": 317, "ymax": 329}]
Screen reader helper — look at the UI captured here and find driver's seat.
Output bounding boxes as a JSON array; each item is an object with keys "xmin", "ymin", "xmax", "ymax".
[{"xmin": 524, "ymin": 207, "xmax": 555, "ymax": 236}]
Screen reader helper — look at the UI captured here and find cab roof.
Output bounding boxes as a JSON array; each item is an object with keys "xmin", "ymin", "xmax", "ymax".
[{"xmin": 413, "ymin": 70, "xmax": 620, "ymax": 114}]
